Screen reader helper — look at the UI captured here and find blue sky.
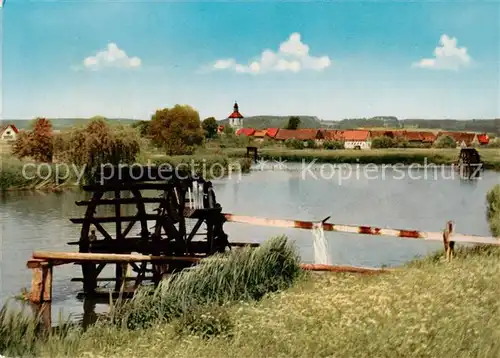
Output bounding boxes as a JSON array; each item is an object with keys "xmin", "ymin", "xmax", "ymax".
[{"xmin": 1, "ymin": 0, "xmax": 499, "ymax": 120}]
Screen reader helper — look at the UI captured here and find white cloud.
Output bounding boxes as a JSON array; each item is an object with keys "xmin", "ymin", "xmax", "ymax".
[
  {"xmin": 413, "ymin": 34, "xmax": 472, "ymax": 71},
  {"xmin": 210, "ymin": 33, "xmax": 331, "ymax": 74},
  {"xmin": 81, "ymin": 43, "xmax": 142, "ymax": 70}
]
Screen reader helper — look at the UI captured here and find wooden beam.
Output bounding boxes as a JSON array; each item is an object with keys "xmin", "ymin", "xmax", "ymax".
[
  {"xmin": 76, "ymin": 198, "xmax": 169, "ymax": 206},
  {"xmin": 82, "ymin": 183, "xmax": 173, "ymax": 192},
  {"xmin": 71, "ymin": 276, "xmax": 154, "ymax": 282},
  {"xmin": 300, "ymin": 264, "xmax": 391, "ymax": 274},
  {"xmin": 32, "ymin": 251, "xmax": 203, "ymax": 263},
  {"xmin": 70, "ymin": 215, "xmax": 161, "ymax": 224}
]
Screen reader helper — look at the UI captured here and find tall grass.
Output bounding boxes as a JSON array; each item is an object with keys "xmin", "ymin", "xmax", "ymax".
[
  {"xmin": 486, "ymin": 184, "xmax": 500, "ymax": 237},
  {"xmin": 0, "ymin": 236, "xmax": 302, "ymax": 356},
  {"xmin": 110, "ymin": 236, "xmax": 302, "ymax": 330},
  {"xmin": 0, "ymin": 156, "xmax": 80, "ymax": 191}
]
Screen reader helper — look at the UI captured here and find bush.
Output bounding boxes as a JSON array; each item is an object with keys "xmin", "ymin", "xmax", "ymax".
[
  {"xmin": 322, "ymin": 140, "xmax": 344, "ymax": 150},
  {"xmin": 487, "ymin": 138, "xmax": 500, "ymax": 148},
  {"xmin": 486, "ymin": 185, "xmax": 500, "ymax": 237},
  {"xmin": 284, "ymin": 139, "xmax": 304, "ymax": 150},
  {"xmin": 433, "ymin": 135, "xmax": 457, "ymax": 149},
  {"xmin": 371, "ymin": 136, "xmax": 395, "ymax": 149}
]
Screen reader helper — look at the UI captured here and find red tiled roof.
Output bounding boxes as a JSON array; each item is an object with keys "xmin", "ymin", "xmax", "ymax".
[
  {"xmin": 266, "ymin": 128, "xmax": 279, "ymax": 138},
  {"xmin": 0, "ymin": 124, "xmax": 19, "ymax": 134},
  {"xmin": 321, "ymin": 129, "xmax": 344, "ymax": 141},
  {"xmin": 228, "ymin": 111, "xmax": 243, "ymax": 119},
  {"xmin": 404, "ymin": 131, "xmax": 424, "ymax": 141},
  {"xmin": 438, "ymin": 132, "xmax": 477, "ymax": 145},
  {"xmin": 369, "ymin": 130, "xmax": 394, "ymax": 138},
  {"xmin": 419, "ymin": 132, "xmax": 437, "ymax": 143},
  {"xmin": 253, "ymin": 130, "xmax": 267, "ymax": 138},
  {"xmin": 477, "ymin": 133, "xmax": 489, "ymax": 145},
  {"xmin": 343, "ymin": 130, "xmax": 370, "ymax": 141},
  {"xmin": 235, "ymin": 128, "xmax": 255, "ymax": 136},
  {"xmin": 275, "ymin": 129, "xmax": 322, "ymax": 141}
]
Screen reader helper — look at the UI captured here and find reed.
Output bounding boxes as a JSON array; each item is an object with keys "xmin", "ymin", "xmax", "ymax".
[
  {"xmin": 109, "ymin": 236, "xmax": 302, "ymax": 330},
  {"xmin": 486, "ymin": 184, "xmax": 500, "ymax": 237}
]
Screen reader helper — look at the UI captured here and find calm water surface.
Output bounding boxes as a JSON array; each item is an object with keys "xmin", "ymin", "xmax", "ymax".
[{"xmin": 1, "ymin": 165, "xmax": 498, "ymax": 321}]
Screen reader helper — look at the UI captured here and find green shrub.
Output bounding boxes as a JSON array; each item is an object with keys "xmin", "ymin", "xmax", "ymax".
[
  {"xmin": 322, "ymin": 140, "xmax": 344, "ymax": 150},
  {"xmin": 487, "ymin": 138, "xmax": 500, "ymax": 148},
  {"xmin": 284, "ymin": 139, "xmax": 304, "ymax": 150},
  {"xmin": 371, "ymin": 136, "xmax": 396, "ymax": 149},
  {"xmin": 486, "ymin": 184, "xmax": 500, "ymax": 237},
  {"xmin": 433, "ymin": 135, "xmax": 457, "ymax": 149}
]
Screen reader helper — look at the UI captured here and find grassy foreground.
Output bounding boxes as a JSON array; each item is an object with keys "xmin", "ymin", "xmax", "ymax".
[
  {"xmin": 225, "ymin": 147, "xmax": 500, "ymax": 170},
  {"xmin": 2, "ymin": 242, "xmax": 500, "ymax": 357}
]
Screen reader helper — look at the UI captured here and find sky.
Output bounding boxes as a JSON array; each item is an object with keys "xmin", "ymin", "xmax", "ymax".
[{"xmin": 1, "ymin": 0, "xmax": 499, "ymax": 121}]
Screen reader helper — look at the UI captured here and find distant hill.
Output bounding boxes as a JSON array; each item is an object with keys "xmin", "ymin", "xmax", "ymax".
[
  {"xmin": 2, "ymin": 118, "xmax": 143, "ymax": 130},
  {"xmin": 219, "ymin": 115, "xmax": 323, "ymax": 129}
]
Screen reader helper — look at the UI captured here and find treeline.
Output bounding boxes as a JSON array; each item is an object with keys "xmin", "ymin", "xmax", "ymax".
[{"xmin": 8, "ymin": 105, "xmax": 251, "ymax": 186}]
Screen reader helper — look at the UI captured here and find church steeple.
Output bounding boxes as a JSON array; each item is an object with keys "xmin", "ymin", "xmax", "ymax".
[{"xmin": 228, "ymin": 101, "xmax": 244, "ymax": 130}]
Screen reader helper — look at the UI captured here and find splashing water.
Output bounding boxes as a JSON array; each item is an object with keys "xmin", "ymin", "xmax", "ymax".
[{"xmin": 312, "ymin": 222, "xmax": 331, "ymax": 265}]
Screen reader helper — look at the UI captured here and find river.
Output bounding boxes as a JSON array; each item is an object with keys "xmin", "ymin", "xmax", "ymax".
[{"xmin": 1, "ymin": 164, "xmax": 498, "ymax": 322}]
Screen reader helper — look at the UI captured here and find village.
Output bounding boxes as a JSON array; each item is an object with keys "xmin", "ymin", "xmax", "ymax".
[{"xmin": 1, "ymin": 101, "xmax": 492, "ymax": 154}]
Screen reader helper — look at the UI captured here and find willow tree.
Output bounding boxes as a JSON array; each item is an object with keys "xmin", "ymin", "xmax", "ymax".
[
  {"xmin": 150, "ymin": 105, "xmax": 204, "ymax": 155},
  {"xmin": 53, "ymin": 118, "xmax": 141, "ymax": 184}
]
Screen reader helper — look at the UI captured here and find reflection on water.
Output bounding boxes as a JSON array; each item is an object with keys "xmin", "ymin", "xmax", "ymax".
[{"xmin": 1, "ymin": 166, "xmax": 499, "ymax": 323}]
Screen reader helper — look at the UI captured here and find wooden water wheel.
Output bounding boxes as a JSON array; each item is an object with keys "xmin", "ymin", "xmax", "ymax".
[
  {"xmin": 69, "ymin": 165, "xmax": 230, "ymax": 294},
  {"xmin": 456, "ymin": 148, "xmax": 483, "ymax": 179}
]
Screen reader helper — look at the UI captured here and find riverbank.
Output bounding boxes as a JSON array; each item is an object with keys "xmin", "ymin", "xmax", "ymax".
[
  {"xmin": 0, "ymin": 155, "xmax": 252, "ymax": 191},
  {"xmin": 224, "ymin": 147, "xmax": 500, "ymax": 170},
  {"xmin": 2, "ymin": 242, "xmax": 499, "ymax": 357}
]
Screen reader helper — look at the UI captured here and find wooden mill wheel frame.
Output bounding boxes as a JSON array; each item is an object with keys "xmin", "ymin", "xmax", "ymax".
[{"xmin": 70, "ymin": 166, "xmax": 230, "ymax": 295}]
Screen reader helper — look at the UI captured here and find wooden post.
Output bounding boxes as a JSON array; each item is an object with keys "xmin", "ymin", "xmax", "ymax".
[
  {"xmin": 443, "ymin": 221, "xmax": 455, "ymax": 261},
  {"xmin": 29, "ymin": 263, "xmax": 53, "ymax": 303},
  {"xmin": 30, "ymin": 268, "xmax": 43, "ymax": 303}
]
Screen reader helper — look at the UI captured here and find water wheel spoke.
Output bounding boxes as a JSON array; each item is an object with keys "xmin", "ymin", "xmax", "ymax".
[{"xmin": 93, "ymin": 222, "xmax": 113, "ymax": 241}]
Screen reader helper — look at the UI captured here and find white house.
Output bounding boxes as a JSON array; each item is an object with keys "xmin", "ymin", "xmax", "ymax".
[
  {"xmin": 0, "ymin": 124, "xmax": 19, "ymax": 142},
  {"xmin": 343, "ymin": 130, "xmax": 371, "ymax": 149}
]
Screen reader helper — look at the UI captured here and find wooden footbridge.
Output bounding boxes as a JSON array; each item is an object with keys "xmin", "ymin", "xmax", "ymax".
[{"xmin": 25, "ymin": 165, "xmax": 499, "ymax": 304}]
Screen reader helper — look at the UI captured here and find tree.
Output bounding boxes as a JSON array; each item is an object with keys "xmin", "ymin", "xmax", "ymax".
[
  {"xmin": 371, "ymin": 136, "xmax": 395, "ymax": 149},
  {"xmin": 12, "ymin": 118, "xmax": 54, "ymax": 162},
  {"xmin": 202, "ymin": 117, "xmax": 218, "ymax": 139},
  {"xmin": 132, "ymin": 120, "xmax": 151, "ymax": 137},
  {"xmin": 433, "ymin": 135, "xmax": 457, "ymax": 149},
  {"xmin": 286, "ymin": 116, "xmax": 301, "ymax": 130},
  {"xmin": 53, "ymin": 117, "xmax": 141, "ymax": 183},
  {"xmin": 150, "ymin": 105, "xmax": 204, "ymax": 155}
]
